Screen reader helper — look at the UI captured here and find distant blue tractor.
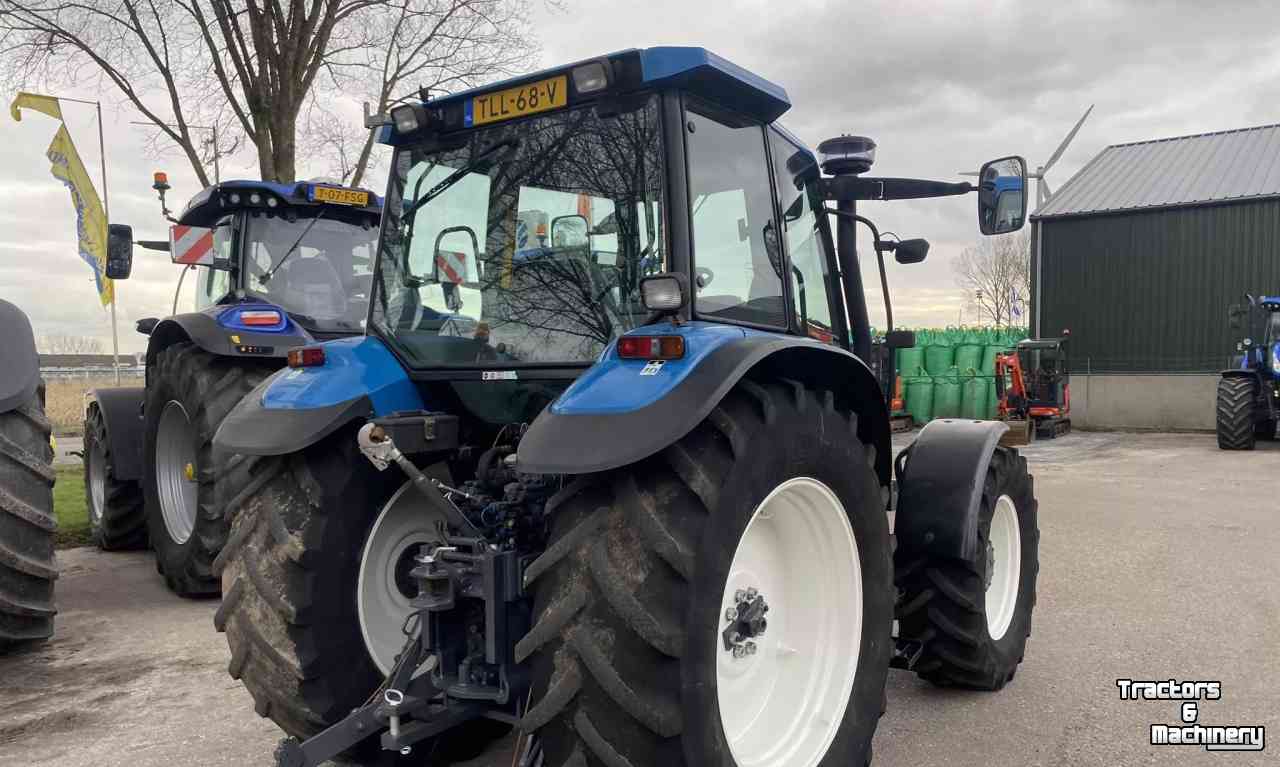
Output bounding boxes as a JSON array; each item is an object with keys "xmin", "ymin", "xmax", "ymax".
[
  {"xmin": 83, "ymin": 178, "xmax": 382, "ymax": 595},
  {"xmin": 1217, "ymin": 295, "xmax": 1280, "ymax": 449},
  {"xmin": 211, "ymin": 48, "xmax": 1042, "ymax": 766}
]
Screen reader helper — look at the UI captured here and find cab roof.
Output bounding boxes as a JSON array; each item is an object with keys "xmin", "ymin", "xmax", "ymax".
[
  {"xmin": 178, "ymin": 179, "xmax": 382, "ymax": 227},
  {"xmin": 381, "ymin": 46, "xmax": 792, "ymax": 145}
]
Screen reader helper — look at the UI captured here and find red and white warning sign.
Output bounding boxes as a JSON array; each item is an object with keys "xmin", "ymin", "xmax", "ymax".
[
  {"xmin": 170, "ymin": 225, "xmax": 214, "ymax": 265},
  {"xmin": 436, "ymin": 250, "xmax": 467, "ymax": 284}
]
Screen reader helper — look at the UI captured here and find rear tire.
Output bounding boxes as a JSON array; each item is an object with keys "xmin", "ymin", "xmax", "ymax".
[
  {"xmin": 1216, "ymin": 377, "xmax": 1256, "ymax": 451},
  {"xmin": 214, "ymin": 431, "xmax": 509, "ymax": 762},
  {"xmin": 84, "ymin": 404, "xmax": 147, "ymax": 550},
  {"xmin": 0, "ymin": 384, "xmax": 57, "ymax": 648},
  {"xmin": 144, "ymin": 343, "xmax": 273, "ymax": 596},
  {"xmin": 895, "ymin": 447, "xmax": 1038, "ymax": 689},
  {"xmin": 520, "ymin": 381, "xmax": 893, "ymax": 767},
  {"xmin": 215, "ymin": 430, "xmax": 405, "ymax": 736}
]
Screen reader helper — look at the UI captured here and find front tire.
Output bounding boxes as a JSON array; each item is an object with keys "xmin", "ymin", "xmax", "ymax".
[
  {"xmin": 520, "ymin": 381, "xmax": 893, "ymax": 767},
  {"xmin": 0, "ymin": 385, "xmax": 57, "ymax": 648},
  {"xmin": 895, "ymin": 447, "xmax": 1039, "ymax": 689},
  {"xmin": 1216, "ymin": 377, "xmax": 1256, "ymax": 451},
  {"xmin": 143, "ymin": 343, "xmax": 272, "ymax": 596},
  {"xmin": 84, "ymin": 404, "xmax": 147, "ymax": 550}
]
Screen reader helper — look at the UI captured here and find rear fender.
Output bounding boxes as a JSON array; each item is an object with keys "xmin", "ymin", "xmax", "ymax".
[
  {"xmin": 145, "ymin": 307, "xmax": 313, "ymax": 386},
  {"xmin": 894, "ymin": 418, "xmax": 1008, "ymax": 562},
  {"xmin": 213, "ymin": 336, "xmax": 424, "ymax": 456},
  {"xmin": 0, "ymin": 299, "xmax": 39, "ymax": 414},
  {"xmin": 516, "ymin": 322, "xmax": 892, "ymax": 488},
  {"xmin": 85, "ymin": 388, "xmax": 146, "ymax": 481}
]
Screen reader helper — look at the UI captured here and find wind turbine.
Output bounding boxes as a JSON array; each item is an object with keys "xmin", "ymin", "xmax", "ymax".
[{"xmin": 963, "ymin": 105, "xmax": 1094, "ymax": 208}]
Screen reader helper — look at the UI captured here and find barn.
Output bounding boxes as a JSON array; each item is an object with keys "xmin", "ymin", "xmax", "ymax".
[{"xmin": 1029, "ymin": 123, "xmax": 1280, "ymax": 430}]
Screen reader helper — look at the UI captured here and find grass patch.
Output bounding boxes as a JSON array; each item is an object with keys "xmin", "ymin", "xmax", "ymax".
[{"xmin": 54, "ymin": 466, "xmax": 93, "ymax": 548}]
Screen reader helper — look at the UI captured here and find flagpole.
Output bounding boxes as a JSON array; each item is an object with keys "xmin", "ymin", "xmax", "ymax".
[{"xmin": 93, "ymin": 101, "xmax": 121, "ymax": 385}]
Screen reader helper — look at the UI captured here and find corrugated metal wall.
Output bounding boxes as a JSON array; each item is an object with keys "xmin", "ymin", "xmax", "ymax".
[{"xmin": 1037, "ymin": 197, "xmax": 1280, "ymax": 372}]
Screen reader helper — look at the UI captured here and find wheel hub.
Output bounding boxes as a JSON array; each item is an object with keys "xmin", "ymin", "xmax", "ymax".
[
  {"xmin": 716, "ymin": 477, "xmax": 862, "ymax": 767},
  {"xmin": 155, "ymin": 400, "xmax": 199, "ymax": 545},
  {"xmin": 985, "ymin": 494, "xmax": 1022, "ymax": 641},
  {"xmin": 357, "ymin": 481, "xmax": 450, "ymax": 675},
  {"xmin": 722, "ymin": 588, "xmax": 769, "ymax": 659}
]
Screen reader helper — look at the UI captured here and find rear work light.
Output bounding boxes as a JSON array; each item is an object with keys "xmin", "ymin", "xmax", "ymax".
[
  {"xmin": 617, "ymin": 335, "xmax": 685, "ymax": 360},
  {"xmin": 287, "ymin": 347, "xmax": 326, "ymax": 368},
  {"xmin": 239, "ymin": 310, "xmax": 283, "ymax": 326}
]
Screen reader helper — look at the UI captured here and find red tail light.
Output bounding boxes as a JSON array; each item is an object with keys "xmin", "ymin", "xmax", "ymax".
[
  {"xmin": 240, "ymin": 309, "xmax": 283, "ymax": 326},
  {"xmin": 287, "ymin": 347, "xmax": 326, "ymax": 368},
  {"xmin": 617, "ymin": 335, "xmax": 685, "ymax": 360}
]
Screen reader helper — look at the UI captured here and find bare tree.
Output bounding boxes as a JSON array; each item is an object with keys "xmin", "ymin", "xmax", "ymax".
[
  {"xmin": 953, "ymin": 229, "xmax": 1030, "ymax": 327},
  {"xmin": 0, "ymin": 0, "xmax": 538, "ymax": 185},
  {"xmin": 38, "ymin": 334, "xmax": 104, "ymax": 354}
]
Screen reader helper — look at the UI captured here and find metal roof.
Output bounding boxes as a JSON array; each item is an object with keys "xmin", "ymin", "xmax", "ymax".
[{"xmin": 1032, "ymin": 122, "xmax": 1280, "ymax": 220}]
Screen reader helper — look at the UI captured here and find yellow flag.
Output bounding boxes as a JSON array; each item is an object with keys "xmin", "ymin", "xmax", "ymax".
[
  {"xmin": 11, "ymin": 93, "xmax": 112, "ymax": 306},
  {"xmin": 10, "ymin": 92, "xmax": 63, "ymax": 122}
]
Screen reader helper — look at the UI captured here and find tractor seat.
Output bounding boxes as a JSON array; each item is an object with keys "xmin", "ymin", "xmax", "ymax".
[{"xmin": 280, "ymin": 257, "xmax": 346, "ymax": 320}]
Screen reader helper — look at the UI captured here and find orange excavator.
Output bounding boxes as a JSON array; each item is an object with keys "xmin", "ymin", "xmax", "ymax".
[{"xmin": 995, "ymin": 335, "xmax": 1071, "ymax": 446}]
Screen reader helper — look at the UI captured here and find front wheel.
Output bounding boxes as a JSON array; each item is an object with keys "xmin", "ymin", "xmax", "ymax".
[
  {"xmin": 84, "ymin": 404, "xmax": 146, "ymax": 550},
  {"xmin": 521, "ymin": 381, "xmax": 893, "ymax": 767},
  {"xmin": 1216, "ymin": 377, "xmax": 1256, "ymax": 451},
  {"xmin": 895, "ymin": 447, "xmax": 1039, "ymax": 689}
]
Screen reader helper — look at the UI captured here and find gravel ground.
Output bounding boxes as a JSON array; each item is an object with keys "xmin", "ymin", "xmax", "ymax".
[{"xmin": 2, "ymin": 430, "xmax": 1276, "ymax": 766}]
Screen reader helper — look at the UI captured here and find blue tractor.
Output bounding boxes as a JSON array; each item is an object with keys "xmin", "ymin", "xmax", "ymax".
[
  {"xmin": 0, "ymin": 299, "xmax": 56, "ymax": 648},
  {"xmin": 211, "ymin": 48, "xmax": 1041, "ymax": 766},
  {"xmin": 1218, "ymin": 295, "xmax": 1280, "ymax": 449},
  {"xmin": 83, "ymin": 178, "xmax": 382, "ymax": 595}
]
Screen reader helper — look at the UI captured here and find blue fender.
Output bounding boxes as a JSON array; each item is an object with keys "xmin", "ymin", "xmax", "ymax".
[
  {"xmin": 517, "ymin": 321, "xmax": 892, "ymax": 487},
  {"xmin": 213, "ymin": 336, "xmax": 424, "ymax": 456}
]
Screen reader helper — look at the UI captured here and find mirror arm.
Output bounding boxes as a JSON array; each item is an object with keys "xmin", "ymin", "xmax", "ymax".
[
  {"xmin": 821, "ymin": 176, "xmax": 974, "ymax": 202},
  {"xmin": 822, "ymin": 207, "xmax": 894, "ymax": 334}
]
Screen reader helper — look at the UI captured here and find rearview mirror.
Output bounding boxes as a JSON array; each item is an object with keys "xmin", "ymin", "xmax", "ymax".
[
  {"xmin": 550, "ymin": 214, "xmax": 589, "ymax": 248},
  {"xmin": 884, "ymin": 329, "xmax": 915, "ymax": 349},
  {"xmin": 894, "ymin": 238, "xmax": 930, "ymax": 264},
  {"xmin": 977, "ymin": 156, "xmax": 1027, "ymax": 235},
  {"xmin": 106, "ymin": 223, "xmax": 134, "ymax": 279}
]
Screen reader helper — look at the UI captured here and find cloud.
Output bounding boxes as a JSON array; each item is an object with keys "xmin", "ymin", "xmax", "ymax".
[{"xmin": 5, "ymin": 0, "xmax": 1280, "ymax": 352}]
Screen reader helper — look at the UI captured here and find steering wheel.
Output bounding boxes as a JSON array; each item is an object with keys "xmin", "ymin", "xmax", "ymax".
[{"xmin": 695, "ymin": 267, "xmax": 715, "ymax": 289}]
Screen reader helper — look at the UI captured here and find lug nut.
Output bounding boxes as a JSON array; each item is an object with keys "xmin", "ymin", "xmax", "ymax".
[
  {"xmin": 734, "ymin": 589, "xmax": 747, "ymax": 603},
  {"xmin": 745, "ymin": 641, "xmax": 757, "ymax": 656},
  {"xmin": 732, "ymin": 645, "xmax": 747, "ymax": 659},
  {"xmin": 725, "ymin": 607, "xmax": 738, "ymax": 622},
  {"xmin": 746, "ymin": 587, "xmax": 758, "ymax": 600}
]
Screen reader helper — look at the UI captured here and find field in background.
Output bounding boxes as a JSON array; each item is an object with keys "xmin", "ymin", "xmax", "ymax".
[
  {"xmin": 43, "ymin": 376, "xmax": 133, "ymax": 434},
  {"xmin": 54, "ymin": 467, "xmax": 91, "ymax": 548}
]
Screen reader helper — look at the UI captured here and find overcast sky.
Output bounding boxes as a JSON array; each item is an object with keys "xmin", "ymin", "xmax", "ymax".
[{"xmin": 5, "ymin": 0, "xmax": 1280, "ymax": 354}]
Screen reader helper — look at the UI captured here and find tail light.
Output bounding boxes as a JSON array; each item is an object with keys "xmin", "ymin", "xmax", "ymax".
[
  {"xmin": 617, "ymin": 335, "xmax": 685, "ymax": 360},
  {"xmin": 240, "ymin": 309, "xmax": 283, "ymax": 326},
  {"xmin": 287, "ymin": 347, "xmax": 326, "ymax": 368}
]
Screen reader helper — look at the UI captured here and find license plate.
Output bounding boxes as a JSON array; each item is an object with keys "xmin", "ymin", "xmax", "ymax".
[
  {"xmin": 313, "ymin": 186, "xmax": 369, "ymax": 206},
  {"xmin": 468, "ymin": 75, "xmax": 567, "ymax": 127}
]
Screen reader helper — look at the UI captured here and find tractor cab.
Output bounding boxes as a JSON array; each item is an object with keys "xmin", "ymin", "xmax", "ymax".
[
  {"xmin": 145, "ymin": 176, "xmax": 383, "ymax": 338},
  {"xmin": 1015, "ymin": 336, "xmax": 1070, "ymax": 410}
]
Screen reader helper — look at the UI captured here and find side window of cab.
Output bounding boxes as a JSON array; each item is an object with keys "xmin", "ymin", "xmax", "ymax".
[{"xmin": 769, "ymin": 129, "xmax": 835, "ymax": 343}]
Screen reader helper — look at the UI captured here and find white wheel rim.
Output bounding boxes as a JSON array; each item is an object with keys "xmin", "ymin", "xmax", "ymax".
[
  {"xmin": 357, "ymin": 481, "xmax": 449, "ymax": 675},
  {"xmin": 716, "ymin": 477, "xmax": 861, "ymax": 767},
  {"xmin": 88, "ymin": 442, "xmax": 106, "ymax": 525},
  {"xmin": 155, "ymin": 400, "xmax": 198, "ymax": 545},
  {"xmin": 986, "ymin": 494, "xmax": 1022, "ymax": 641}
]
